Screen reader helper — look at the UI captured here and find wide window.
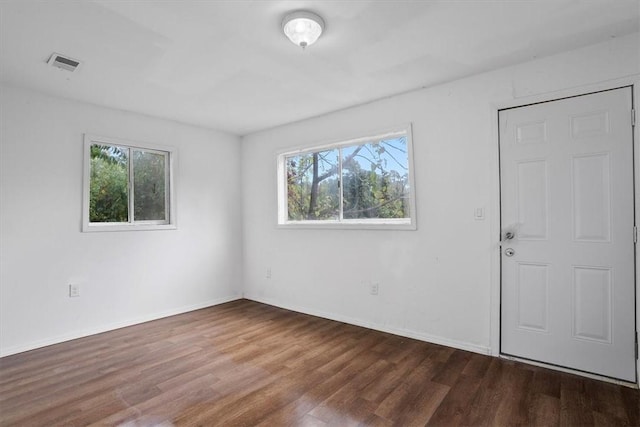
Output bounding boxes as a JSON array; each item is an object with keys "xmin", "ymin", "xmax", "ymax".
[
  {"xmin": 82, "ymin": 134, "xmax": 176, "ymax": 232},
  {"xmin": 278, "ymin": 126, "xmax": 416, "ymax": 229}
]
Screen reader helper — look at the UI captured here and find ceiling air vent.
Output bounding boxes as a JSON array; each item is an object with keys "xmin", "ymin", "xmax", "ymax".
[{"xmin": 47, "ymin": 53, "xmax": 81, "ymax": 72}]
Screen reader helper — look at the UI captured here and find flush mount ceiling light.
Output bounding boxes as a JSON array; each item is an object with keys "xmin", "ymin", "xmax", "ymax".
[{"xmin": 282, "ymin": 10, "xmax": 325, "ymax": 49}]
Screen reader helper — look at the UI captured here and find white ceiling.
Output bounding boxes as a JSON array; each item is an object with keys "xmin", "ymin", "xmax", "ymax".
[{"xmin": 1, "ymin": 0, "xmax": 638, "ymax": 135}]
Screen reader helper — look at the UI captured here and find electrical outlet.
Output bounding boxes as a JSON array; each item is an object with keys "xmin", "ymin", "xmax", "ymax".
[
  {"xmin": 69, "ymin": 284, "xmax": 80, "ymax": 298},
  {"xmin": 266, "ymin": 268, "xmax": 272, "ymax": 279},
  {"xmin": 370, "ymin": 283, "xmax": 379, "ymax": 295}
]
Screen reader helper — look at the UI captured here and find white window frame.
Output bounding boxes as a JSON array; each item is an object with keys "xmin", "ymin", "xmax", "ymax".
[
  {"xmin": 277, "ymin": 124, "xmax": 417, "ymax": 230},
  {"xmin": 82, "ymin": 134, "xmax": 177, "ymax": 232}
]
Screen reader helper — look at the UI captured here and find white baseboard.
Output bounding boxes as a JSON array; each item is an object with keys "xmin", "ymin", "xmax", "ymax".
[
  {"xmin": 244, "ymin": 294, "xmax": 492, "ymax": 356},
  {"xmin": 0, "ymin": 295, "xmax": 241, "ymax": 357}
]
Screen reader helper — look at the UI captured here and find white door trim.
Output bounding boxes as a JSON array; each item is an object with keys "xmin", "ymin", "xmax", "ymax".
[{"xmin": 489, "ymin": 76, "xmax": 640, "ymax": 385}]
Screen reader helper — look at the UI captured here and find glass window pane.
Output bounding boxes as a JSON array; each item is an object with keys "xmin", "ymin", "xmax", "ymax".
[
  {"xmin": 133, "ymin": 150, "xmax": 167, "ymax": 221},
  {"xmin": 89, "ymin": 144, "xmax": 129, "ymax": 223},
  {"xmin": 342, "ymin": 136, "xmax": 410, "ymax": 219},
  {"xmin": 286, "ymin": 149, "xmax": 339, "ymax": 220}
]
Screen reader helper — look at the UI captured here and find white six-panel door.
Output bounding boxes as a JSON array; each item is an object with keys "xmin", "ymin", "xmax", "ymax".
[{"xmin": 499, "ymin": 87, "xmax": 636, "ymax": 382}]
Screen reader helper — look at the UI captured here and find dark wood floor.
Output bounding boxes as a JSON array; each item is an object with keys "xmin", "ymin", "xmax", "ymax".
[{"xmin": 0, "ymin": 299, "xmax": 638, "ymax": 426}]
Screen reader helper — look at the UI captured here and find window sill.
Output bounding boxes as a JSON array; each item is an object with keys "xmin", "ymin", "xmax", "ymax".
[
  {"xmin": 82, "ymin": 223, "xmax": 177, "ymax": 232},
  {"xmin": 277, "ymin": 219, "xmax": 416, "ymax": 230}
]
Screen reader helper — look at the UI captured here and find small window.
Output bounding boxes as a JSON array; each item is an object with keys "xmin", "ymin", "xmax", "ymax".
[
  {"xmin": 278, "ymin": 125, "xmax": 416, "ymax": 229},
  {"xmin": 82, "ymin": 134, "xmax": 176, "ymax": 232}
]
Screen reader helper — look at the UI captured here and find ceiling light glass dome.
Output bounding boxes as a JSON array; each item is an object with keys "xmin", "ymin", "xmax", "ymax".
[{"xmin": 282, "ymin": 11, "xmax": 325, "ymax": 49}]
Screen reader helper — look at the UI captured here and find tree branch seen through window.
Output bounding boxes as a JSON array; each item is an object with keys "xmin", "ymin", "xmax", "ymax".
[{"xmin": 279, "ymin": 128, "xmax": 415, "ymax": 227}]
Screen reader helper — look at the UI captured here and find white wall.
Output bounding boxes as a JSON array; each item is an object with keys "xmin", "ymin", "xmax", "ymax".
[
  {"xmin": 0, "ymin": 85, "xmax": 243, "ymax": 356},
  {"xmin": 241, "ymin": 34, "xmax": 640, "ymax": 356},
  {"xmin": 1, "ymin": 33, "xmax": 638, "ymax": 376}
]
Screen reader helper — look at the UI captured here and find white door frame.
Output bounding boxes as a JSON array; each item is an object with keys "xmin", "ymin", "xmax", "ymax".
[{"xmin": 490, "ymin": 77, "xmax": 640, "ymax": 385}]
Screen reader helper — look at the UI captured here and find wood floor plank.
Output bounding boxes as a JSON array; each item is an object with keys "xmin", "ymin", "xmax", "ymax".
[
  {"xmin": 257, "ymin": 363, "xmax": 365, "ymax": 426},
  {"xmin": 430, "ymin": 348, "xmax": 472, "ymax": 387},
  {"xmin": 560, "ymin": 375, "xmax": 596, "ymax": 426},
  {"xmin": 0, "ymin": 299, "xmax": 638, "ymax": 426},
  {"xmin": 583, "ymin": 378, "xmax": 631, "ymax": 423},
  {"xmin": 307, "ymin": 353, "xmax": 388, "ymax": 425},
  {"xmin": 461, "ymin": 352, "xmax": 492, "ymax": 378},
  {"xmin": 528, "ymin": 393, "xmax": 560, "ymax": 426},
  {"xmin": 621, "ymin": 385, "xmax": 640, "ymax": 426},
  {"xmin": 490, "ymin": 363, "xmax": 534, "ymax": 425},
  {"xmin": 527, "ymin": 366, "xmax": 562, "ymax": 399},
  {"xmin": 457, "ymin": 358, "xmax": 507, "ymax": 426},
  {"xmin": 425, "ymin": 373, "xmax": 483, "ymax": 426},
  {"xmin": 375, "ymin": 379, "xmax": 449, "ymax": 426}
]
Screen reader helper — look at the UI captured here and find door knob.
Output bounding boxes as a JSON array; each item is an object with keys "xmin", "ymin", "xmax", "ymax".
[{"xmin": 505, "ymin": 248, "xmax": 515, "ymax": 257}]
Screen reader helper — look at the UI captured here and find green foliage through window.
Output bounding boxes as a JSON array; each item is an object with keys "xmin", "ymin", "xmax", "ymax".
[
  {"xmin": 89, "ymin": 145, "xmax": 129, "ymax": 222},
  {"xmin": 283, "ymin": 131, "xmax": 412, "ymax": 224},
  {"xmin": 89, "ymin": 143, "xmax": 169, "ymax": 224},
  {"xmin": 287, "ymin": 149, "xmax": 339, "ymax": 220},
  {"xmin": 133, "ymin": 150, "xmax": 166, "ymax": 221}
]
